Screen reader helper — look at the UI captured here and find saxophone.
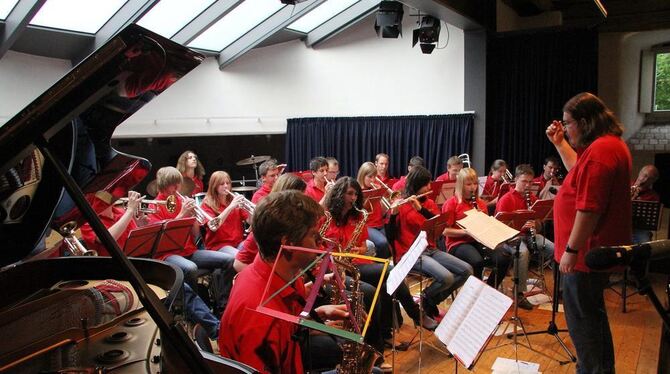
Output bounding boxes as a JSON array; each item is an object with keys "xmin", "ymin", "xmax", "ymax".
[
  {"xmin": 524, "ymin": 190, "xmax": 538, "ymax": 253},
  {"xmin": 342, "ymin": 206, "xmax": 369, "ymax": 256}
]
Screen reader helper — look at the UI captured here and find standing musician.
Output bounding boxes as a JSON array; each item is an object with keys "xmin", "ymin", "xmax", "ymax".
[
  {"xmin": 392, "ymin": 156, "xmax": 425, "ymax": 192},
  {"xmin": 305, "ymin": 156, "xmax": 332, "ymax": 204},
  {"xmin": 219, "ymin": 191, "xmax": 350, "ymax": 374},
  {"xmin": 357, "ymin": 162, "xmax": 391, "ymax": 259},
  {"xmin": 495, "ymin": 164, "xmax": 555, "ymax": 310},
  {"xmin": 546, "ymin": 92, "xmax": 631, "ymax": 373},
  {"xmin": 482, "ymin": 159, "xmax": 512, "ymax": 211},
  {"xmin": 147, "ymin": 167, "xmax": 233, "ymax": 291},
  {"xmin": 435, "ymin": 155, "xmax": 464, "ymax": 182},
  {"xmin": 176, "ymin": 150, "xmax": 205, "ymax": 196},
  {"xmin": 252, "ymin": 159, "xmax": 280, "ymax": 204},
  {"xmin": 442, "ymin": 168, "xmax": 511, "ymax": 290},
  {"xmin": 374, "ymin": 153, "xmax": 395, "ymax": 187},
  {"xmin": 534, "ymin": 156, "xmax": 562, "ymax": 199},
  {"xmin": 201, "ymin": 171, "xmax": 251, "ymax": 253},
  {"xmin": 392, "ymin": 166, "xmax": 473, "ymax": 319}
]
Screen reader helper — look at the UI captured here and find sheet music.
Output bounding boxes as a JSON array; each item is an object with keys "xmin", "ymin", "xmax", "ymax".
[
  {"xmin": 434, "ymin": 276, "xmax": 483, "ymax": 345},
  {"xmin": 457, "ymin": 210, "xmax": 519, "ymax": 249},
  {"xmin": 386, "ymin": 231, "xmax": 427, "ymax": 294}
]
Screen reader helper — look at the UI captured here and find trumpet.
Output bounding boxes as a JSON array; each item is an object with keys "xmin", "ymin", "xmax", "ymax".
[
  {"xmin": 390, "ymin": 190, "xmax": 433, "ymax": 209},
  {"xmin": 374, "ymin": 176, "xmax": 401, "ymax": 209},
  {"xmin": 458, "ymin": 153, "xmax": 471, "ymax": 168},
  {"xmin": 114, "ymin": 195, "xmax": 177, "ymax": 214},
  {"xmin": 631, "ymin": 185, "xmax": 641, "ymax": 200},
  {"xmin": 225, "ymin": 190, "xmax": 255, "ymax": 215},
  {"xmin": 176, "ymin": 192, "xmax": 219, "ymax": 231},
  {"xmin": 59, "ymin": 221, "xmax": 97, "ymax": 256}
]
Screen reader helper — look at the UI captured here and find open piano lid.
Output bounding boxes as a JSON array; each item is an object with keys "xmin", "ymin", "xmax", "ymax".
[{"xmin": 0, "ymin": 24, "xmax": 204, "ymax": 267}]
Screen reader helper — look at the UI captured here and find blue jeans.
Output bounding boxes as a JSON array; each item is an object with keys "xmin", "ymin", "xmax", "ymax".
[
  {"xmin": 411, "ymin": 249, "xmax": 473, "ymax": 305},
  {"xmin": 367, "ymin": 226, "xmax": 390, "ymax": 259},
  {"xmin": 165, "ymin": 248, "xmax": 235, "ymax": 289},
  {"xmin": 451, "ymin": 242, "xmax": 511, "ymax": 289},
  {"xmin": 183, "ymin": 283, "xmax": 219, "ymax": 339},
  {"xmin": 562, "ymin": 271, "xmax": 614, "ymax": 374}
]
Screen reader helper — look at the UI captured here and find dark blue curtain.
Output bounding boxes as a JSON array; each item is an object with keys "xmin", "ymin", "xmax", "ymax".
[
  {"xmin": 485, "ymin": 28, "xmax": 598, "ymax": 173},
  {"xmin": 285, "ymin": 114, "xmax": 473, "ymax": 179}
]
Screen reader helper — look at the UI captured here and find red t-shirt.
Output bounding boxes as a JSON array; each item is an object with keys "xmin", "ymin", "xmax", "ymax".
[
  {"xmin": 363, "ymin": 194, "xmax": 384, "ymax": 228},
  {"xmin": 553, "ymin": 135, "xmax": 632, "ymax": 272},
  {"xmin": 441, "ymin": 196, "xmax": 488, "ymax": 251},
  {"xmin": 324, "ymin": 214, "xmax": 371, "ymax": 265},
  {"xmin": 305, "ymin": 180, "xmax": 325, "ymax": 203},
  {"xmin": 236, "ymin": 232, "xmax": 259, "ymax": 265},
  {"xmin": 392, "ymin": 176, "xmax": 406, "ymax": 192},
  {"xmin": 495, "ymin": 189, "xmax": 536, "ymax": 214},
  {"xmin": 633, "ymin": 186, "xmax": 660, "ymax": 202},
  {"xmin": 202, "ymin": 200, "xmax": 249, "ymax": 250},
  {"xmin": 251, "ymin": 184, "xmax": 272, "ymax": 204},
  {"xmin": 377, "ymin": 175, "xmax": 397, "ymax": 189},
  {"xmin": 482, "ymin": 175, "xmax": 510, "ymax": 199},
  {"xmin": 219, "ymin": 256, "xmax": 306, "ymax": 373},
  {"xmin": 393, "ymin": 198, "xmax": 439, "ymax": 263},
  {"xmin": 435, "ymin": 172, "xmax": 455, "ymax": 182},
  {"xmin": 148, "ymin": 192, "xmax": 197, "ymax": 258},
  {"xmin": 80, "ymin": 207, "xmax": 137, "ymax": 256}
]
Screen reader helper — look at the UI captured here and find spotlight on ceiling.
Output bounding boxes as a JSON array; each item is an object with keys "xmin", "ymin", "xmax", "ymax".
[
  {"xmin": 280, "ymin": 0, "xmax": 308, "ymax": 4},
  {"xmin": 412, "ymin": 16, "xmax": 440, "ymax": 54},
  {"xmin": 375, "ymin": 1, "xmax": 404, "ymax": 38}
]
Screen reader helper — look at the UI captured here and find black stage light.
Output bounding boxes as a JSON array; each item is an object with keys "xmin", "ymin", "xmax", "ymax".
[
  {"xmin": 412, "ymin": 15, "xmax": 441, "ymax": 54},
  {"xmin": 280, "ymin": 0, "xmax": 308, "ymax": 4},
  {"xmin": 375, "ymin": 1, "xmax": 404, "ymax": 38}
]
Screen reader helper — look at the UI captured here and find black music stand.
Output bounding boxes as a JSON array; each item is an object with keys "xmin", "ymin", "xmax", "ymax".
[{"xmin": 125, "ymin": 217, "xmax": 196, "ymax": 258}]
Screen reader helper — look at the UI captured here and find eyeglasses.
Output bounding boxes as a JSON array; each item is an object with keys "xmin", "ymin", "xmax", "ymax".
[{"xmin": 561, "ymin": 119, "xmax": 576, "ymax": 128}]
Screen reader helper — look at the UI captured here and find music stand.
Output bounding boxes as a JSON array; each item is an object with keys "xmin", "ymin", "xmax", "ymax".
[
  {"xmin": 362, "ymin": 187, "xmax": 386, "ymax": 212},
  {"xmin": 124, "ymin": 217, "xmax": 196, "ymax": 258},
  {"xmin": 431, "ymin": 181, "xmax": 456, "ymax": 207}
]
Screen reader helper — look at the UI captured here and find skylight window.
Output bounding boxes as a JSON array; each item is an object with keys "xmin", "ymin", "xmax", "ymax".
[
  {"xmin": 287, "ymin": 0, "xmax": 358, "ymax": 33},
  {"xmin": 188, "ymin": 0, "xmax": 284, "ymax": 52},
  {"xmin": 137, "ymin": 0, "xmax": 215, "ymax": 39},
  {"xmin": 29, "ymin": 0, "xmax": 126, "ymax": 34},
  {"xmin": 0, "ymin": 0, "xmax": 19, "ymax": 20}
]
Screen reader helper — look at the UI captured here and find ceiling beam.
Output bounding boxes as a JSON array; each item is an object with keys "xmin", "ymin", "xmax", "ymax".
[
  {"xmin": 172, "ymin": 0, "xmax": 243, "ymax": 46},
  {"xmin": 94, "ymin": 0, "xmax": 159, "ymax": 50},
  {"xmin": 0, "ymin": 0, "xmax": 47, "ymax": 59},
  {"xmin": 218, "ymin": 0, "xmax": 327, "ymax": 69},
  {"xmin": 305, "ymin": 0, "xmax": 380, "ymax": 48}
]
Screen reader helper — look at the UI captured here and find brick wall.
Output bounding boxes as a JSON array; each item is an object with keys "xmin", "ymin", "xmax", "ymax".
[{"xmin": 627, "ymin": 123, "xmax": 670, "ymax": 151}]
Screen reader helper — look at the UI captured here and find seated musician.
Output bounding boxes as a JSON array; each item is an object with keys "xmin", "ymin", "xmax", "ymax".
[
  {"xmin": 176, "ymin": 150, "xmax": 205, "ymax": 196},
  {"xmin": 219, "ymin": 190, "xmax": 350, "ymax": 373},
  {"xmin": 305, "ymin": 156, "xmax": 331, "ymax": 204},
  {"xmin": 495, "ymin": 164, "xmax": 555, "ymax": 310},
  {"xmin": 435, "ymin": 155, "xmax": 464, "ymax": 182},
  {"xmin": 201, "ymin": 171, "xmax": 251, "ymax": 253},
  {"xmin": 374, "ymin": 153, "xmax": 395, "ymax": 187},
  {"xmin": 631, "ymin": 164, "xmax": 660, "ymax": 243},
  {"xmin": 357, "ymin": 161, "xmax": 391, "ymax": 259},
  {"xmin": 392, "ymin": 156, "xmax": 425, "ymax": 192},
  {"xmin": 326, "ymin": 156, "xmax": 340, "ymax": 181},
  {"xmin": 392, "ymin": 166, "xmax": 473, "ymax": 319},
  {"xmin": 533, "ymin": 156, "xmax": 562, "ymax": 199},
  {"xmin": 251, "ymin": 159, "xmax": 280, "ymax": 204},
  {"xmin": 482, "ymin": 159, "xmax": 512, "ymax": 212},
  {"xmin": 442, "ymin": 168, "xmax": 511, "ymax": 290},
  {"xmin": 148, "ymin": 167, "xmax": 234, "ymax": 291}
]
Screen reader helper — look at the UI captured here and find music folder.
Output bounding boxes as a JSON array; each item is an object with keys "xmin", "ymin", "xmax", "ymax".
[{"xmin": 124, "ymin": 217, "xmax": 196, "ymax": 258}]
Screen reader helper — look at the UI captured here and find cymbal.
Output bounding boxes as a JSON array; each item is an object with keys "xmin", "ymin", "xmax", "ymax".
[
  {"xmin": 180, "ymin": 177, "xmax": 196, "ymax": 196},
  {"xmin": 146, "ymin": 180, "xmax": 158, "ymax": 197},
  {"xmin": 236, "ymin": 155, "xmax": 271, "ymax": 166},
  {"xmin": 232, "ymin": 186, "xmax": 258, "ymax": 192}
]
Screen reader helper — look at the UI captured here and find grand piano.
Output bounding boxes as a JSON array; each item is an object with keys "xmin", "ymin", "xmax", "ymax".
[{"xmin": 0, "ymin": 24, "xmax": 255, "ymax": 373}]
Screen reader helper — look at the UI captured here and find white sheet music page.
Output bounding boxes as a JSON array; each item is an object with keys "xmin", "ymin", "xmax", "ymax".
[
  {"xmin": 435, "ymin": 276, "xmax": 483, "ymax": 345},
  {"xmin": 386, "ymin": 231, "xmax": 427, "ymax": 295},
  {"xmin": 457, "ymin": 210, "xmax": 519, "ymax": 249}
]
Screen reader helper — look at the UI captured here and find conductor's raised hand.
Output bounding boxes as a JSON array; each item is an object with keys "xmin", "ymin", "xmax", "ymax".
[{"xmin": 546, "ymin": 120, "xmax": 565, "ymax": 146}]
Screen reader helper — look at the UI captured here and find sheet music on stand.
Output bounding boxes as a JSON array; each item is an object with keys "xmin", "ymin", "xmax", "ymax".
[
  {"xmin": 434, "ymin": 276, "xmax": 513, "ymax": 370},
  {"xmin": 457, "ymin": 209, "xmax": 519, "ymax": 249},
  {"xmin": 124, "ymin": 217, "xmax": 196, "ymax": 258},
  {"xmin": 386, "ymin": 231, "xmax": 427, "ymax": 295}
]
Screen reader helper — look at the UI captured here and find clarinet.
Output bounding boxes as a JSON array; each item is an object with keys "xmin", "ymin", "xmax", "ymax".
[
  {"xmin": 470, "ymin": 193, "xmax": 478, "ymax": 211},
  {"xmin": 524, "ymin": 190, "xmax": 538, "ymax": 254}
]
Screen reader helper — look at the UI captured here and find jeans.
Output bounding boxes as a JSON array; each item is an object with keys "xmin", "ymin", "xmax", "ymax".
[
  {"xmin": 562, "ymin": 271, "xmax": 614, "ymax": 374},
  {"xmin": 183, "ymin": 283, "xmax": 219, "ymax": 339},
  {"xmin": 501, "ymin": 243, "xmax": 529, "ymax": 294},
  {"xmin": 451, "ymin": 242, "xmax": 511, "ymax": 289},
  {"xmin": 367, "ymin": 226, "xmax": 390, "ymax": 259},
  {"xmin": 165, "ymin": 248, "xmax": 236, "ymax": 303},
  {"xmin": 411, "ymin": 249, "xmax": 473, "ymax": 306}
]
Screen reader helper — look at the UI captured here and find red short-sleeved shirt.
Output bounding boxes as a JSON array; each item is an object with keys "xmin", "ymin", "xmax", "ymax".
[
  {"xmin": 202, "ymin": 201, "xmax": 248, "ymax": 250},
  {"xmin": 305, "ymin": 180, "xmax": 325, "ymax": 203},
  {"xmin": 377, "ymin": 175, "xmax": 396, "ymax": 189},
  {"xmin": 363, "ymin": 195, "xmax": 384, "ymax": 228},
  {"xmin": 251, "ymin": 184, "xmax": 272, "ymax": 204},
  {"xmin": 236, "ymin": 232, "xmax": 259, "ymax": 265},
  {"xmin": 219, "ymin": 256, "xmax": 306, "ymax": 373},
  {"xmin": 441, "ymin": 196, "xmax": 488, "ymax": 251},
  {"xmin": 148, "ymin": 192, "xmax": 197, "ymax": 258},
  {"xmin": 495, "ymin": 189, "xmax": 536, "ymax": 215},
  {"xmin": 553, "ymin": 135, "xmax": 632, "ymax": 272},
  {"xmin": 482, "ymin": 176, "xmax": 510, "ymax": 199},
  {"xmin": 392, "ymin": 176, "xmax": 406, "ymax": 192},
  {"xmin": 324, "ymin": 214, "xmax": 371, "ymax": 264},
  {"xmin": 80, "ymin": 207, "xmax": 137, "ymax": 256},
  {"xmin": 393, "ymin": 198, "xmax": 439, "ymax": 262},
  {"xmin": 435, "ymin": 172, "xmax": 455, "ymax": 182}
]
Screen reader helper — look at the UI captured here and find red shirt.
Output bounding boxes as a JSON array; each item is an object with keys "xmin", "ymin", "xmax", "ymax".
[
  {"xmin": 202, "ymin": 200, "xmax": 249, "ymax": 250},
  {"xmin": 251, "ymin": 184, "xmax": 272, "ymax": 204},
  {"xmin": 219, "ymin": 256, "xmax": 306, "ymax": 373},
  {"xmin": 435, "ymin": 172, "xmax": 455, "ymax": 182},
  {"xmin": 363, "ymin": 194, "xmax": 384, "ymax": 228},
  {"xmin": 80, "ymin": 207, "xmax": 137, "ymax": 256},
  {"xmin": 554, "ymin": 135, "xmax": 632, "ymax": 272},
  {"xmin": 495, "ymin": 189, "xmax": 536, "ymax": 215},
  {"xmin": 148, "ymin": 192, "xmax": 197, "ymax": 258},
  {"xmin": 182, "ymin": 175, "xmax": 204, "ymax": 196},
  {"xmin": 633, "ymin": 186, "xmax": 660, "ymax": 202},
  {"xmin": 482, "ymin": 176, "xmax": 510, "ymax": 199},
  {"xmin": 377, "ymin": 175, "xmax": 397, "ymax": 189},
  {"xmin": 236, "ymin": 232, "xmax": 259, "ymax": 265},
  {"xmin": 305, "ymin": 179, "xmax": 325, "ymax": 203},
  {"xmin": 324, "ymin": 214, "xmax": 371, "ymax": 264},
  {"xmin": 393, "ymin": 198, "xmax": 439, "ymax": 263},
  {"xmin": 392, "ymin": 176, "xmax": 406, "ymax": 192},
  {"xmin": 441, "ymin": 196, "xmax": 488, "ymax": 251}
]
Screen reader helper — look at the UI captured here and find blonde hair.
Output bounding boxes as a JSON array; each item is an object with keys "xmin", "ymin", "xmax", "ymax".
[
  {"xmin": 176, "ymin": 150, "xmax": 205, "ymax": 179},
  {"xmin": 272, "ymin": 173, "xmax": 307, "ymax": 193},
  {"xmin": 156, "ymin": 167, "xmax": 183, "ymax": 192},
  {"xmin": 204, "ymin": 171, "xmax": 231, "ymax": 209},
  {"xmin": 455, "ymin": 168, "xmax": 479, "ymax": 202},
  {"xmin": 356, "ymin": 162, "xmax": 377, "ymax": 188}
]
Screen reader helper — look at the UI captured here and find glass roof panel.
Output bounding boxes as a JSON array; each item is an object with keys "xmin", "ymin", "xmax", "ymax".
[
  {"xmin": 0, "ymin": 0, "xmax": 19, "ymax": 20},
  {"xmin": 29, "ymin": 0, "xmax": 127, "ymax": 34},
  {"xmin": 137, "ymin": 0, "xmax": 215, "ymax": 39},
  {"xmin": 188, "ymin": 0, "xmax": 284, "ymax": 52},
  {"xmin": 287, "ymin": 0, "xmax": 358, "ymax": 33}
]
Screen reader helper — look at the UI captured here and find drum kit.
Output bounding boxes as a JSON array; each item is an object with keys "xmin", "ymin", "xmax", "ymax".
[{"xmin": 145, "ymin": 155, "xmax": 272, "ymax": 197}]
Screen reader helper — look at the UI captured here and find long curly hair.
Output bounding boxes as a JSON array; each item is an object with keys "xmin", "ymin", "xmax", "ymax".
[
  {"xmin": 204, "ymin": 171, "xmax": 231, "ymax": 210},
  {"xmin": 176, "ymin": 150, "xmax": 205, "ymax": 179},
  {"xmin": 323, "ymin": 177, "xmax": 364, "ymax": 226},
  {"xmin": 563, "ymin": 92, "xmax": 623, "ymax": 148}
]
